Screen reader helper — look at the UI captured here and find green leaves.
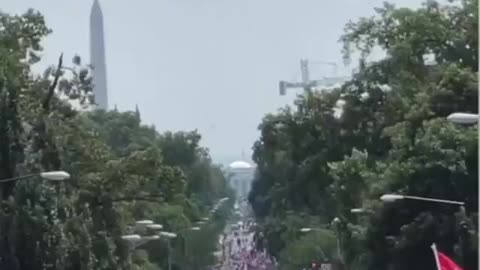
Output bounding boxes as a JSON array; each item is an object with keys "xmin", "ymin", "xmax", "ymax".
[
  {"xmin": 250, "ymin": 1, "xmax": 478, "ymax": 270},
  {"xmin": 0, "ymin": 9, "xmax": 232, "ymax": 270},
  {"xmin": 279, "ymin": 230, "xmax": 337, "ymax": 269}
]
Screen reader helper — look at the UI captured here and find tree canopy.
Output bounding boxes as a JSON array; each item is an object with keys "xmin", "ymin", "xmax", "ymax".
[
  {"xmin": 249, "ymin": 0, "xmax": 478, "ymax": 269},
  {"xmin": 0, "ymin": 8, "xmax": 233, "ymax": 270}
]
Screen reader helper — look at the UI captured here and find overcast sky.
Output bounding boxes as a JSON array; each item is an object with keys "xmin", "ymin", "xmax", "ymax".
[{"xmin": 2, "ymin": 0, "xmax": 424, "ymax": 164}]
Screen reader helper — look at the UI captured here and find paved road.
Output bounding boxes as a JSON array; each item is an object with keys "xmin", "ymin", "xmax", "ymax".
[{"xmin": 219, "ymin": 221, "xmax": 277, "ymax": 270}]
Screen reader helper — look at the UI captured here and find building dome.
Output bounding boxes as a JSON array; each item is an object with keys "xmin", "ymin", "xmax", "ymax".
[{"xmin": 228, "ymin": 160, "xmax": 253, "ymax": 170}]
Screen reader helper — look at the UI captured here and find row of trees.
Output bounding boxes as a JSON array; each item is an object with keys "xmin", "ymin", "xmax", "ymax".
[
  {"xmin": 249, "ymin": 0, "xmax": 478, "ymax": 270},
  {"xmin": 0, "ymin": 9, "xmax": 233, "ymax": 270}
]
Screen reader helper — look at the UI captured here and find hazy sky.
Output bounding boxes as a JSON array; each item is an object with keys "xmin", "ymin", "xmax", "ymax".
[{"xmin": 2, "ymin": 0, "xmax": 423, "ymax": 164}]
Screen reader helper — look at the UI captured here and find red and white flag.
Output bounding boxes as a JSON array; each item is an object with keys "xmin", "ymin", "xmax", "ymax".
[{"xmin": 431, "ymin": 243, "xmax": 463, "ymax": 270}]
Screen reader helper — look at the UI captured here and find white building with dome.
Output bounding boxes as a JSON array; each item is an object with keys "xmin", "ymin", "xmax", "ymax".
[{"xmin": 227, "ymin": 160, "xmax": 255, "ymax": 203}]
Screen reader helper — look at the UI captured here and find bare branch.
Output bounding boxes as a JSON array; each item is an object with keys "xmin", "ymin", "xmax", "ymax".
[{"xmin": 43, "ymin": 53, "xmax": 63, "ymax": 112}]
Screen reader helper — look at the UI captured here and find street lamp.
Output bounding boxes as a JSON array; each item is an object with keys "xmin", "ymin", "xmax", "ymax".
[
  {"xmin": 136, "ymin": 220, "xmax": 154, "ymax": 226},
  {"xmin": 160, "ymin": 231, "xmax": 177, "ymax": 239},
  {"xmin": 447, "ymin": 113, "xmax": 478, "ymax": 124},
  {"xmin": 143, "ymin": 235, "xmax": 160, "ymax": 241},
  {"xmin": 299, "ymin": 227, "xmax": 325, "ymax": 233},
  {"xmin": 329, "ymin": 218, "xmax": 345, "ymax": 265},
  {"xmin": 381, "ymin": 193, "xmax": 468, "ymax": 265},
  {"xmin": 40, "ymin": 171, "xmax": 70, "ymax": 181},
  {"xmin": 147, "ymin": 224, "xmax": 163, "ymax": 231},
  {"xmin": 299, "ymin": 227, "xmax": 333, "ymax": 233},
  {"xmin": 159, "ymin": 231, "xmax": 177, "ymax": 270},
  {"xmin": 121, "ymin": 234, "xmax": 143, "ymax": 249},
  {"xmin": 380, "ymin": 194, "xmax": 464, "ymax": 205},
  {"xmin": 122, "ymin": 234, "xmax": 159, "ymax": 249},
  {"xmin": 181, "ymin": 226, "xmax": 203, "ymax": 268},
  {"xmin": 134, "ymin": 220, "xmax": 154, "ymax": 233},
  {"xmin": 147, "ymin": 224, "xmax": 163, "ymax": 230},
  {"xmin": 121, "ymin": 234, "xmax": 142, "ymax": 242},
  {"xmin": 350, "ymin": 208, "xmax": 374, "ymax": 214},
  {"xmin": 299, "ymin": 227, "xmax": 314, "ymax": 233},
  {"xmin": 0, "ymin": 171, "xmax": 70, "ymax": 183}
]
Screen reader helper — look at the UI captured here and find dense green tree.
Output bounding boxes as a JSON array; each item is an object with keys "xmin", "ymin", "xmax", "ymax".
[
  {"xmin": 249, "ymin": 1, "xmax": 478, "ymax": 270},
  {"xmin": 0, "ymin": 8, "xmax": 233, "ymax": 270}
]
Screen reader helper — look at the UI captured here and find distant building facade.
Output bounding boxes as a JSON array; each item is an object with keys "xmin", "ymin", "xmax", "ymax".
[
  {"xmin": 90, "ymin": 0, "xmax": 108, "ymax": 110},
  {"xmin": 227, "ymin": 161, "xmax": 255, "ymax": 201}
]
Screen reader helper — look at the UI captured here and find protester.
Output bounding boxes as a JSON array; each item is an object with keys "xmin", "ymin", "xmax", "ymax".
[{"xmin": 220, "ymin": 220, "xmax": 276, "ymax": 270}]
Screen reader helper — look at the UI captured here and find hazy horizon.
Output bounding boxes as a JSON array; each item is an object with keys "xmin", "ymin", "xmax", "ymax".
[{"xmin": 2, "ymin": 0, "xmax": 425, "ymax": 163}]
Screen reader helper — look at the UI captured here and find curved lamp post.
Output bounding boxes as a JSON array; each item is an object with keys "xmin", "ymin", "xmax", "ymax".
[
  {"xmin": 0, "ymin": 171, "xmax": 70, "ymax": 183},
  {"xmin": 380, "ymin": 193, "xmax": 467, "ymax": 264},
  {"xmin": 121, "ymin": 234, "xmax": 142, "ymax": 249},
  {"xmin": 159, "ymin": 231, "xmax": 177, "ymax": 239},
  {"xmin": 330, "ymin": 218, "xmax": 345, "ymax": 265},
  {"xmin": 136, "ymin": 220, "xmax": 154, "ymax": 226},
  {"xmin": 0, "ymin": 171, "xmax": 69, "ymax": 270},
  {"xmin": 159, "ymin": 231, "xmax": 177, "ymax": 270},
  {"xmin": 380, "ymin": 194, "xmax": 464, "ymax": 205},
  {"xmin": 143, "ymin": 235, "xmax": 160, "ymax": 241},
  {"xmin": 147, "ymin": 224, "xmax": 163, "ymax": 230},
  {"xmin": 135, "ymin": 220, "xmax": 153, "ymax": 230},
  {"xmin": 180, "ymin": 226, "xmax": 202, "ymax": 268},
  {"xmin": 122, "ymin": 221, "xmax": 164, "ymax": 254},
  {"xmin": 121, "ymin": 234, "xmax": 142, "ymax": 242},
  {"xmin": 122, "ymin": 234, "xmax": 160, "ymax": 249},
  {"xmin": 447, "ymin": 113, "xmax": 478, "ymax": 125}
]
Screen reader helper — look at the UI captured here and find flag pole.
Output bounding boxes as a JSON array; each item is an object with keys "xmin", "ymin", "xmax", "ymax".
[{"xmin": 431, "ymin": 243, "xmax": 442, "ymax": 270}]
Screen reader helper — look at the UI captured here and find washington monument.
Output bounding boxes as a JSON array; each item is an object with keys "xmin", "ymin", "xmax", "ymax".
[{"xmin": 90, "ymin": 0, "xmax": 108, "ymax": 110}]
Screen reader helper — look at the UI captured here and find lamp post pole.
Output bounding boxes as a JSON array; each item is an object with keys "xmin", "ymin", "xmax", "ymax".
[
  {"xmin": 159, "ymin": 232, "xmax": 177, "ymax": 270},
  {"xmin": 331, "ymin": 218, "xmax": 345, "ymax": 268},
  {"xmin": 167, "ymin": 239, "xmax": 172, "ymax": 270},
  {"xmin": 181, "ymin": 226, "xmax": 201, "ymax": 269},
  {"xmin": 0, "ymin": 171, "xmax": 70, "ymax": 268},
  {"xmin": 380, "ymin": 194, "xmax": 468, "ymax": 267},
  {"xmin": 0, "ymin": 171, "xmax": 70, "ymax": 183}
]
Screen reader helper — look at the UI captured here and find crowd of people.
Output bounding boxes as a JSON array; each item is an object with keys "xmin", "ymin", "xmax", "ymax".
[{"xmin": 218, "ymin": 221, "xmax": 277, "ymax": 270}]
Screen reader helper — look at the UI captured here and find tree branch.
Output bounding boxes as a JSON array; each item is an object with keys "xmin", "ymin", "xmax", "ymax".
[
  {"xmin": 43, "ymin": 53, "xmax": 63, "ymax": 112},
  {"xmin": 91, "ymin": 194, "xmax": 165, "ymax": 207},
  {"xmin": 109, "ymin": 196, "xmax": 164, "ymax": 203}
]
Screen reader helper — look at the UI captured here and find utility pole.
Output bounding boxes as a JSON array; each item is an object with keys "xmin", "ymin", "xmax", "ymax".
[
  {"xmin": 300, "ymin": 59, "xmax": 310, "ymax": 84},
  {"xmin": 279, "ymin": 59, "xmax": 349, "ymax": 96}
]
